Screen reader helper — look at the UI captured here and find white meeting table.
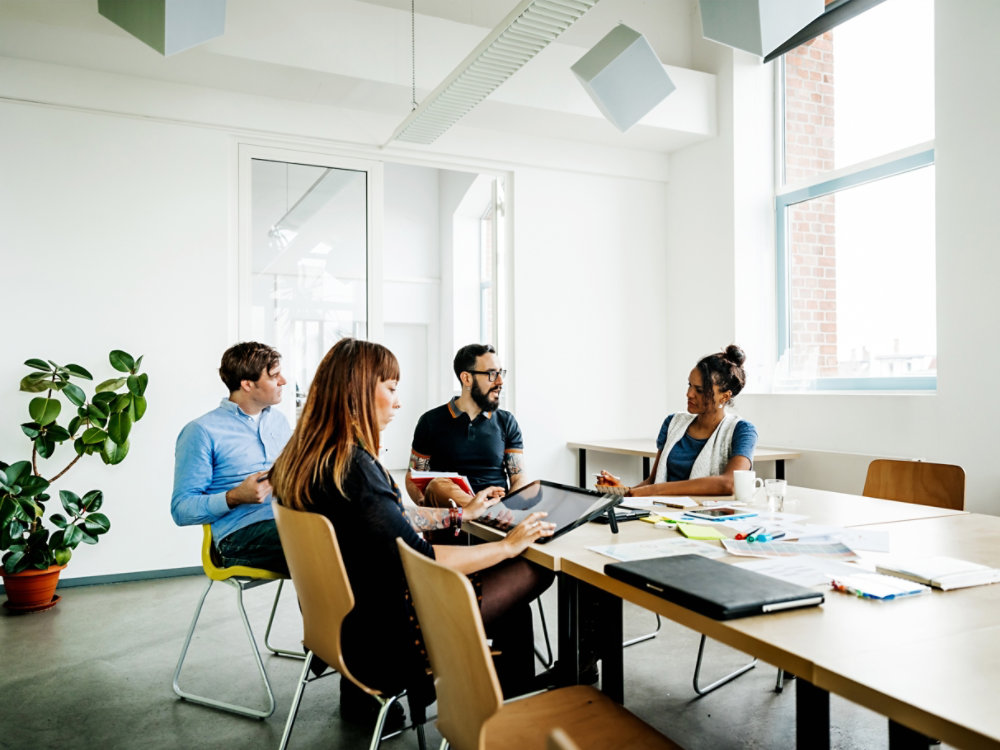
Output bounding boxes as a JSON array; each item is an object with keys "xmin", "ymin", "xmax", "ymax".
[{"xmin": 467, "ymin": 487, "xmax": 991, "ymax": 749}]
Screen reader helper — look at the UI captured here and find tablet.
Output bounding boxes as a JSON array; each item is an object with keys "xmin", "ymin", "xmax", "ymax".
[
  {"xmin": 683, "ymin": 507, "xmax": 758, "ymax": 522},
  {"xmin": 472, "ymin": 479, "xmax": 620, "ymax": 543}
]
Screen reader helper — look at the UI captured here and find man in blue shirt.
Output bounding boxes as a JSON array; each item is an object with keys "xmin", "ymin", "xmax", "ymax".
[
  {"xmin": 171, "ymin": 342, "xmax": 292, "ymax": 572},
  {"xmin": 405, "ymin": 343, "xmax": 527, "ymax": 509}
]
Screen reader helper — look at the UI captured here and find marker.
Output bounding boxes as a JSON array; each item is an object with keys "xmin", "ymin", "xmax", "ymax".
[
  {"xmin": 755, "ymin": 532, "xmax": 786, "ymax": 543},
  {"xmin": 735, "ymin": 526, "xmax": 761, "ymax": 541}
]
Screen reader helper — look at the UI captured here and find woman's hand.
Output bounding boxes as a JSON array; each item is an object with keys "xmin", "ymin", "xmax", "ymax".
[
  {"xmin": 465, "ymin": 485, "xmax": 505, "ymax": 519},
  {"xmin": 502, "ymin": 511, "xmax": 555, "ymax": 555},
  {"xmin": 595, "ymin": 470, "xmax": 623, "ymax": 488}
]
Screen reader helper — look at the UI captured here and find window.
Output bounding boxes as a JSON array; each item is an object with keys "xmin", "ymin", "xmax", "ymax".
[{"xmin": 775, "ymin": 0, "xmax": 935, "ymax": 390}]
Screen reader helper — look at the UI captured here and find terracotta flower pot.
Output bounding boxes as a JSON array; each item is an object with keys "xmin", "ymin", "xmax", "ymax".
[{"xmin": 2, "ymin": 564, "xmax": 66, "ymax": 614}]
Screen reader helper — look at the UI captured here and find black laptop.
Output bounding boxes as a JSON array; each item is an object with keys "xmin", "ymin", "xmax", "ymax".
[
  {"xmin": 604, "ymin": 554, "xmax": 825, "ymax": 620},
  {"xmin": 473, "ymin": 479, "xmax": 620, "ymax": 543}
]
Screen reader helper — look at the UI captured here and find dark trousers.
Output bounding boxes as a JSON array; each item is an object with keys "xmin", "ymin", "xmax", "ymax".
[{"xmin": 215, "ymin": 520, "xmax": 289, "ymax": 575}]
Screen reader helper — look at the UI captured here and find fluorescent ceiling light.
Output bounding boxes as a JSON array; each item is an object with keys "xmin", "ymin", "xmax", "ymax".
[{"xmin": 388, "ymin": 0, "xmax": 600, "ymax": 145}]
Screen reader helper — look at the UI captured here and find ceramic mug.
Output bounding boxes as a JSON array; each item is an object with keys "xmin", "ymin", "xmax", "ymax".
[{"xmin": 733, "ymin": 470, "xmax": 764, "ymax": 502}]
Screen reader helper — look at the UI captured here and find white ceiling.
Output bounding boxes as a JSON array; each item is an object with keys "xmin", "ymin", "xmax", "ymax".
[{"xmin": 0, "ymin": 0, "xmax": 714, "ymax": 153}]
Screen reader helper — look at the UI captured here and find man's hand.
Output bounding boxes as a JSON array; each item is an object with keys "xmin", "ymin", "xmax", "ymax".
[
  {"xmin": 465, "ymin": 486, "xmax": 505, "ymax": 519},
  {"xmin": 225, "ymin": 471, "xmax": 271, "ymax": 508}
]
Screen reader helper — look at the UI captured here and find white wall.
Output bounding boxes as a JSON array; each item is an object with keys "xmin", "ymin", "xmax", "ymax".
[
  {"xmin": 666, "ymin": 0, "xmax": 1000, "ymax": 513},
  {"xmin": 0, "ymin": 77, "xmax": 672, "ymax": 581},
  {"xmin": 0, "ymin": 102, "xmax": 234, "ymax": 577},
  {"xmin": 513, "ymin": 169, "xmax": 670, "ymax": 484}
]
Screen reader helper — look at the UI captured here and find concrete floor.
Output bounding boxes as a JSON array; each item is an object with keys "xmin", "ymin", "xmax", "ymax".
[{"xmin": 0, "ymin": 575, "xmax": 949, "ymax": 750}]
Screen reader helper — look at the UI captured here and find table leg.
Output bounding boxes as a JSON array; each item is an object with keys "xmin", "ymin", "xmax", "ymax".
[
  {"xmin": 796, "ymin": 677, "xmax": 830, "ymax": 750},
  {"xmin": 578, "ymin": 448, "xmax": 587, "ymax": 489},
  {"xmin": 587, "ymin": 582, "xmax": 624, "ymax": 703},
  {"xmin": 888, "ymin": 720, "xmax": 934, "ymax": 749},
  {"xmin": 642, "ymin": 456, "xmax": 650, "ymax": 480},
  {"xmin": 776, "ymin": 459, "xmax": 785, "ymax": 480},
  {"xmin": 556, "ymin": 572, "xmax": 581, "ymax": 686}
]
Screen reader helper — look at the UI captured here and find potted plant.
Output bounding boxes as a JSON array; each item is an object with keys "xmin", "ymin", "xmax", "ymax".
[{"xmin": 0, "ymin": 351, "xmax": 149, "ymax": 613}]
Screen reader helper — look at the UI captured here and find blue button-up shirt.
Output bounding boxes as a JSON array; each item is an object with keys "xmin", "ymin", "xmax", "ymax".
[{"xmin": 171, "ymin": 399, "xmax": 292, "ymax": 541}]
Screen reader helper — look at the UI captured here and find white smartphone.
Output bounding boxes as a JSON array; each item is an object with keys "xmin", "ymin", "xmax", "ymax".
[{"xmin": 683, "ymin": 507, "xmax": 758, "ymax": 522}]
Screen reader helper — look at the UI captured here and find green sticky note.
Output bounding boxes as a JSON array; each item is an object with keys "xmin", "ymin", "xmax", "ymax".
[{"xmin": 676, "ymin": 522, "xmax": 727, "ymax": 540}]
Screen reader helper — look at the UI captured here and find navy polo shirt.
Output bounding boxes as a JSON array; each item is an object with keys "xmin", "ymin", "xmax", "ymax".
[{"xmin": 410, "ymin": 398, "xmax": 523, "ymax": 493}]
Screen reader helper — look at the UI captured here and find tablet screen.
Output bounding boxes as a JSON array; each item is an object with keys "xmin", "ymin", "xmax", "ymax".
[{"xmin": 473, "ymin": 479, "xmax": 619, "ymax": 543}]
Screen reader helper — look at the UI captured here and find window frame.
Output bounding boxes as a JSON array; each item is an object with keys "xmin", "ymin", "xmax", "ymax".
[{"xmin": 774, "ymin": 45, "xmax": 936, "ymax": 392}]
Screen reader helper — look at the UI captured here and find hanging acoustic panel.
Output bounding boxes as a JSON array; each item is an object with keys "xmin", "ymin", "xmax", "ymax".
[
  {"xmin": 98, "ymin": 0, "xmax": 226, "ymax": 56},
  {"xmin": 571, "ymin": 24, "xmax": 675, "ymax": 133},
  {"xmin": 699, "ymin": 0, "xmax": 824, "ymax": 57}
]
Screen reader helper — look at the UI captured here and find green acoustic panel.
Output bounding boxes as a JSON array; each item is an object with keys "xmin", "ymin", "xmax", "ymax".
[{"xmin": 98, "ymin": 0, "xmax": 226, "ymax": 56}]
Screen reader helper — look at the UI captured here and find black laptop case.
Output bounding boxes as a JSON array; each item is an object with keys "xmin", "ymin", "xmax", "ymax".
[{"xmin": 604, "ymin": 554, "xmax": 824, "ymax": 620}]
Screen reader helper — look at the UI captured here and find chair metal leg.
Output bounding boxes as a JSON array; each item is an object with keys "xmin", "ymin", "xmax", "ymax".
[
  {"xmin": 533, "ymin": 598, "xmax": 554, "ymax": 668},
  {"xmin": 278, "ymin": 651, "xmax": 316, "ymax": 750},
  {"xmin": 692, "ymin": 634, "xmax": 757, "ymax": 697},
  {"xmin": 775, "ymin": 668, "xmax": 785, "ymax": 693},
  {"xmin": 623, "ymin": 613, "xmax": 662, "ymax": 648},
  {"xmin": 173, "ymin": 578, "xmax": 276, "ymax": 718},
  {"xmin": 263, "ymin": 579, "xmax": 306, "ymax": 659}
]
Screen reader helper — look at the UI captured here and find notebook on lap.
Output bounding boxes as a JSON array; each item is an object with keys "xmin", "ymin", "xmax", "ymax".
[
  {"xmin": 604, "ymin": 554, "xmax": 825, "ymax": 620},
  {"xmin": 473, "ymin": 479, "xmax": 620, "ymax": 544}
]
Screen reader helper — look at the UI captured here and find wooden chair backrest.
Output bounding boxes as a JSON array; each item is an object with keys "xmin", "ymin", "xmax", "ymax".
[
  {"xmin": 397, "ymin": 539, "xmax": 504, "ymax": 750},
  {"xmin": 862, "ymin": 459, "xmax": 966, "ymax": 510},
  {"xmin": 273, "ymin": 502, "xmax": 376, "ymax": 695}
]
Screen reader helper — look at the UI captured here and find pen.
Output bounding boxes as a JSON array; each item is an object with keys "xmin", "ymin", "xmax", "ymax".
[{"xmin": 735, "ymin": 526, "xmax": 761, "ymax": 541}]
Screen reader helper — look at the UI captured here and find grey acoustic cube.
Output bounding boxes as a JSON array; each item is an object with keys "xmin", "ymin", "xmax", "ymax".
[
  {"xmin": 98, "ymin": 0, "xmax": 226, "ymax": 56},
  {"xmin": 699, "ymin": 0, "xmax": 824, "ymax": 57},
  {"xmin": 571, "ymin": 24, "xmax": 676, "ymax": 133}
]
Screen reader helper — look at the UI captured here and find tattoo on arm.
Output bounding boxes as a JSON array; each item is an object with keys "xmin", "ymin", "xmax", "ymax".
[
  {"xmin": 409, "ymin": 453, "xmax": 431, "ymax": 471},
  {"xmin": 402, "ymin": 505, "xmax": 449, "ymax": 532},
  {"xmin": 504, "ymin": 452, "xmax": 524, "ymax": 484}
]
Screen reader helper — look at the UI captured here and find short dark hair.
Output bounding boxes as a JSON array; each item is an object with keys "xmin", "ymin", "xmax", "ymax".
[
  {"xmin": 695, "ymin": 344, "xmax": 747, "ymax": 406},
  {"xmin": 453, "ymin": 344, "xmax": 497, "ymax": 380},
  {"xmin": 219, "ymin": 342, "xmax": 281, "ymax": 392}
]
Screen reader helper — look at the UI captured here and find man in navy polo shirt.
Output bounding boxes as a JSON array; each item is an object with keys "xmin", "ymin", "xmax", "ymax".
[{"xmin": 405, "ymin": 343, "xmax": 527, "ymax": 507}]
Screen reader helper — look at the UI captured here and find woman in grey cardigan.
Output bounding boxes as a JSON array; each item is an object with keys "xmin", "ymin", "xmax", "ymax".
[{"xmin": 601, "ymin": 345, "xmax": 758, "ymax": 497}]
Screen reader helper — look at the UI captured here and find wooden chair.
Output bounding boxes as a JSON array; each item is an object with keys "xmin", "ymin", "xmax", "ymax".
[
  {"xmin": 273, "ymin": 503, "xmax": 426, "ymax": 750},
  {"xmin": 863, "ymin": 459, "xmax": 965, "ymax": 510},
  {"xmin": 396, "ymin": 539, "xmax": 683, "ymax": 750},
  {"xmin": 172, "ymin": 524, "xmax": 302, "ymax": 719}
]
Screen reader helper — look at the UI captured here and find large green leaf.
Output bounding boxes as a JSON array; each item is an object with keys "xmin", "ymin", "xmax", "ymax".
[
  {"xmin": 64, "ymin": 363, "xmax": 93, "ymax": 380},
  {"xmin": 67, "ymin": 416, "xmax": 82, "ymax": 436},
  {"xmin": 62, "ymin": 524, "xmax": 84, "ymax": 548},
  {"xmin": 35, "ymin": 435, "xmax": 55, "ymax": 459},
  {"xmin": 23, "ymin": 358, "xmax": 51, "ymax": 371},
  {"xmin": 28, "ymin": 397, "xmax": 61, "ymax": 426},
  {"xmin": 131, "ymin": 395, "xmax": 148, "ymax": 422},
  {"xmin": 81, "ymin": 427, "xmax": 107, "ymax": 445},
  {"xmin": 83, "ymin": 513, "xmax": 110, "ymax": 536},
  {"xmin": 19, "ymin": 474, "xmax": 50, "ymax": 497},
  {"xmin": 49, "ymin": 513, "xmax": 68, "ymax": 529},
  {"xmin": 81, "ymin": 494, "xmax": 102, "ymax": 515},
  {"xmin": 4, "ymin": 461, "xmax": 32, "ymax": 485},
  {"xmin": 127, "ymin": 373, "xmax": 149, "ymax": 396},
  {"xmin": 104, "ymin": 439, "xmax": 129, "ymax": 465},
  {"xmin": 19, "ymin": 374, "xmax": 52, "ymax": 393},
  {"xmin": 62, "ymin": 382, "xmax": 87, "ymax": 407},
  {"xmin": 95, "ymin": 377, "xmax": 127, "ymax": 393},
  {"xmin": 93, "ymin": 391, "xmax": 116, "ymax": 408},
  {"xmin": 109, "ymin": 350, "xmax": 135, "ymax": 373},
  {"xmin": 3, "ymin": 549, "xmax": 27, "ymax": 573},
  {"xmin": 20, "ymin": 422, "xmax": 41, "ymax": 439},
  {"xmin": 46, "ymin": 425, "xmax": 71, "ymax": 442},
  {"xmin": 107, "ymin": 411, "xmax": 132, "ymax": 444},
  {"xmin": 59, "ymin": 489, "xmax": 82, "ymax": 515},
  {"xmin": 111, "ymin": 393, "xmax": 131, "ymax": 414},
  {"xmin": 86, "ymin": 404, "xmax": 108, "ymax": 426}
]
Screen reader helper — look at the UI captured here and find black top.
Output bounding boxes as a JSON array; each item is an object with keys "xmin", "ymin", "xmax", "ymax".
[
  {"xmin": 410, "ymin": 398, "xmax": 523, "ymax": 492},
  {"xmin": 309, "ymin": 446, "xmax": 434, "ymax": 695}
]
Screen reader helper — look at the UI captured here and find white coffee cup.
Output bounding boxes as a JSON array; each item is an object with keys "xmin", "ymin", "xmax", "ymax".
[{"xmin": 733, "ymin": 470, "xmax": 764, "ymax": 502}]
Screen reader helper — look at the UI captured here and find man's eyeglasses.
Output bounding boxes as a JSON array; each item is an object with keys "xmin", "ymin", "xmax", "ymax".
[{"xmin": 466, "ymin": 369, "xmax": 506, "ymax": 382}]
